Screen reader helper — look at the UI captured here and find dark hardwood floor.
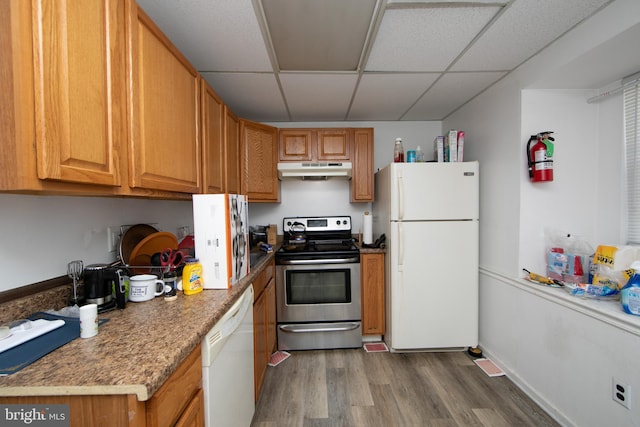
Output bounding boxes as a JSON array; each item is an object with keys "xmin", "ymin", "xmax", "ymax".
[{"xmin": 252, "ymin": 349, "xmax": 559, "ymax": 427}]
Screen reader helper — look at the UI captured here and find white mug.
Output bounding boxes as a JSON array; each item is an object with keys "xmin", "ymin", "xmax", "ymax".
[{"xmin": 128, "ymin": 274, "xmax": 164, "ymax": 302}]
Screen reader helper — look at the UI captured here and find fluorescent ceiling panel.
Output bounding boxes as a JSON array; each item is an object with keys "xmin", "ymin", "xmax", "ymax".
[
  {"xmin": 452, "ymin": 0, "xmax": 613, "ymax": 71},
  {"xmin": 201, "ymin": 73, "xmax": 288, "ymax": 121},
  {"xmin": 261, "ymin": 0, "xmax": 377, "ymax": 71},
  {"xmin": 349, "ymin": 73, "xmax": 440, "ymax": 120},
  {"xmin": 279, "ymin": 73, "xmax": 359, "ymax": 121},
  {"xmin": 404, "ymin": 71, "xmax": 505, "ymax": 120},
  {"xmin": 366, "ymin": 6, "xmax": 500, "ymax": 72},
  {"xmin": 136, "ymin": 0, "xmax": 272, "ymax": 71}
]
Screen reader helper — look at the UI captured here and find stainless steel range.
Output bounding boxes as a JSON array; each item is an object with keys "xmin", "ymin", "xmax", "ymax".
[{"xmin": 276, "ymin": 216, "xmax": 361, "ymax": 351}]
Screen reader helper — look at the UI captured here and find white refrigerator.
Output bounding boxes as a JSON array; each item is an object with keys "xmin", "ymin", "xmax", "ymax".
[{"xmin": 372, "ymin": 162, "xmax": 479, "ymax": 351}]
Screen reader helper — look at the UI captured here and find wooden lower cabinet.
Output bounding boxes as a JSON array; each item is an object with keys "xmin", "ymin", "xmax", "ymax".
[
  {"xmin": 174, "ymin": 388, "xmax": 205, "ymax": 427},
  {"xmin": 252, "ymin": 259, "xmax": 276, "ymax": 401},
  {"xmin": 361, "ymin": 252, "xmax": 385, "ymax": 335},
  {"xmin": 0, "ymin": 345, "xmax": 204, "ymax": 427},
  {"xmin": 145, "ymin": 345, "xmax": 203, "ymax": 427}
]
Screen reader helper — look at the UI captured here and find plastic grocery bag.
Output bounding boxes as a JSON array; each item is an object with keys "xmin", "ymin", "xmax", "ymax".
[{"xmin": 544, "ymin": 228, "xmax": 594, "ymax": 284}]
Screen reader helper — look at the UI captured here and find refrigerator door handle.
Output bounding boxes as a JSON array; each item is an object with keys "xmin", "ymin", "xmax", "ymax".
[
  {"xmin": 398, "ymin": 222, "xmax": 404, "ymax": 272},
  {"xmin": 398, "ymin": 171, "xmax": 404, "ymax": 220}
]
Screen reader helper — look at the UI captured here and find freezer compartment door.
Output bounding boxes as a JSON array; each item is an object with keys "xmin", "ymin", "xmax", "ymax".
[
  {"xmin": 389, "ymin": 162, "xmax": 478, "ymax": 221},
  {"xmin": 387, "ymin": 220, "xmax": 478, "ymax": 350}
]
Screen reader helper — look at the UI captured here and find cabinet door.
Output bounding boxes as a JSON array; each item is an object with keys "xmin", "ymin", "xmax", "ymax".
[
  {"xmin": 129, "ymin": 6, "xmax": 201, "ymax": 193},
  {"xmin": 317, "ymin": 129, "xmax": 350, "ymax": 160},
  {"xmin": 240, "ymin": 120, "xmax": 279, "ymax": 202},
  {"xmin": 201, "ymin": 81, "xmax": 225, "ymax": 194},
  {"xmin": 361, "ymin": 253, "xmax": 385, "ymax": 335},
  {"xmin": 351, "ymin": 128, "xmax": 374, "ymax": 202},
  {"xmin": 253, "ymin": 289, "xmax": 267, "ymax": 401},
  {"xmin": 146, "ymin": 345, "xmax": 203, "ymax": 427},
  {"xmin": 32, "ymin": 0, "xmax": 125, "ymax": 186},
  {"xmin": 225, "ymin": 107, "xmax": 240, "ymax": 194},
  {"xmin": 265, "ymin": 277, "xmax": 277, "ymax": 356},
  {"xmin": 279, "ymin": 129, "xmax": 313, "ymax": 161},
  {"xmin": 174, "ymin": 388, "xmax": 205, "ymax": 427}
]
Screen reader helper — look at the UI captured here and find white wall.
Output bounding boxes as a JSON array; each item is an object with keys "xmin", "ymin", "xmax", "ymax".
[
  {"xmin": 0, "ymin": 194, "xmax": 193, "ymax": 292},
  {"xmin": 444, "ymin": 0, "xmax": 640, "ymax": 425}
]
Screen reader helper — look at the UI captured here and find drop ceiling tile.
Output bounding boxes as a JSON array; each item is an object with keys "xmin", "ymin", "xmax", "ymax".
[
  {"xmin": 452, "ymin": 0, "xmax": 612, "ymax": 71},
  {"xmin": 262, "ymin": 0, "xmax": 376, "ymax": 71},
  {"xmin": 279, "ymin": 73, "xmax": 359, "ymax": 121},
  {"xmin": 136, "ymin": 0, "xmax": 272, "ymax": 72},
  {"xmin": 201, "ymin": 73, "xmax": 288, "ymax": 121},
  {"xmin": 404, "ymin": 71, "xmax": 506, "ymax": 120},
  {"xmin": 387, "ymin": 0, "xmax": 505, "ymax": 3},
  {"xmin": 348, "ymin": 73, "xmax": 440, "ymax": 120},
  {"xmin": 366, "ymin": 6, "xmax": 500, "ymax": 72}
]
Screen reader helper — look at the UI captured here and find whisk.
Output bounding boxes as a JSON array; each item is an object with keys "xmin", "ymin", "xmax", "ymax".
[{"xmin": 67, "ymin": 260, "xmax": 83, "ymax": 306}]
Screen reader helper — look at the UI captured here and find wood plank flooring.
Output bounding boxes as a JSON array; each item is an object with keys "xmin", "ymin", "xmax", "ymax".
[{"xmin": 251, "ymin": 349, "xmax": 559, "ymax": 427}]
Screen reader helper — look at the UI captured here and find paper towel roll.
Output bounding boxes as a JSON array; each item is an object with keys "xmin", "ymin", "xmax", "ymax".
[{"xmin": 363, "ymin": 212, "xmax": 373, "ymax": 244}]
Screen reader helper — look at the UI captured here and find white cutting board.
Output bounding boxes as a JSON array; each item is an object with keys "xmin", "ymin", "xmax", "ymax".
[{"xmin": 0, "ymin": 319, "xmax": 65, "ymax": 354}]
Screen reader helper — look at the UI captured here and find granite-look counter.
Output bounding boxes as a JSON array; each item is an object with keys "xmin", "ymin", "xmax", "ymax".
[{"xmin": 0, "ymin": 253, "xmax": 274, "ymax": 401}]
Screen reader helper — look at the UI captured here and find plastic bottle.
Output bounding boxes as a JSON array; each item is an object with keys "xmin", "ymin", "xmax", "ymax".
[
  {"xmin": 416, "ymin": 145, "xmax": 424, "ymax": 162},
  {"xmin": 621, "ymin": 261, "xmax": 640, "ymax": 315},
  {"xmin": 393, "ymin": 138, "xmax": 404, "ymax": 163},
  {"xmin": 182, "ymin": 258, "xmax": 204, "ymax": 295}
]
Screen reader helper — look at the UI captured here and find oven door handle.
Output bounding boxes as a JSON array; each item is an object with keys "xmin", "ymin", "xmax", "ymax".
[
  {"xmin": 279, "ymin": 322, "xmax": 360, "ymax": 333},
  {"xmin": 277, "ymin": 257, "xmax": 360, "ymax": 265}
]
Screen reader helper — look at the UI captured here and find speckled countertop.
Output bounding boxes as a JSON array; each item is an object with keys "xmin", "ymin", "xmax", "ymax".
[{"xmin": 0, "ymin": 253, "xmax": 274, "ymax": 402}]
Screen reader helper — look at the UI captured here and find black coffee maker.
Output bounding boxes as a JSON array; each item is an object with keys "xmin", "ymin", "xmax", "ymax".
[{"xmin": 83, "ymin": 264, "xmax": 127, "ymax": 312}]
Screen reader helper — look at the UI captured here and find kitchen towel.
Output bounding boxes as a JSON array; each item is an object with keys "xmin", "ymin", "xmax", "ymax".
[
  {"xmin": 363, "ymin": 211, "xmax": 373, "ymax": 245},
  {"xmin": 0, "ymin": 312, "xmax": 109, "ymax": 375}
]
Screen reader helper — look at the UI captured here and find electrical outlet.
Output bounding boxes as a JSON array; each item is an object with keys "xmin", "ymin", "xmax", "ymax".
[
  {"xmin": 613, "ymin": 377, "xmax": 631, "ymax": 409},
  {"xmin": 177, "ymin": 226, "xmax": 190, "ymax": 240},
  {"xmin": 107, "ymin": 226, "xmax": 120, "ymax": 253}
]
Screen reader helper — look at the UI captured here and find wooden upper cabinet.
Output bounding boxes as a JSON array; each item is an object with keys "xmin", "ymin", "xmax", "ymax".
[
  {"xmin": 128, "ymin": 5, "xmax": 201, "ymax": 194},
  {"xmin": 201, "ymin": 80, "xmax": 225, "ymax": 194},
  {"xmin": 279, "ymin": 129, "xmax": 313, "ymax": 161},
  {"xmin": 31, "ymin": 0, "xmax": 126, "ymax": 187},
  {"xmin": 279, "ymin": 128, "xmax": 350, "ymax": 162},
  {"xmin": 351, "ymin": 128, "xmax": 374, "ymax": 202},
  {"xmin": 317, "ymin": 129, "xmax": 350, "ymax": 160},
  {"xmin": 240, "ymin": 120, "xmax": 279, "ymax": 202},
  {"xmin": 225, "ymin": 107, "xmax": 240, "ymax": 194}
]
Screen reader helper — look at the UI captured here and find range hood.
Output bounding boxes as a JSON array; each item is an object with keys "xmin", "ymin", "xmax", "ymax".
[{"xmin": 277, "ymin": 162, "xmax": 352, "ymax": 180}]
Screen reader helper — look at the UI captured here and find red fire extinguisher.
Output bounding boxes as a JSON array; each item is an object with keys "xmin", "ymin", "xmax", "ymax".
[{"xmin": 527, "ymin": 131, "xmax": 555, "ymax": 182}]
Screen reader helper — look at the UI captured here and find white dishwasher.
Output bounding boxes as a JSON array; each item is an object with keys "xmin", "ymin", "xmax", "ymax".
[{"xmin": 202, "ymin": 285, "xmax": 255, "ymax": 427}]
